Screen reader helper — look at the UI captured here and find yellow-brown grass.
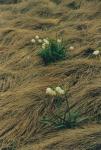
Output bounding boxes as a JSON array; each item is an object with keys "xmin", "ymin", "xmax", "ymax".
[{"xmin": 0, "ymin": 0, "xmax": 101, "ymax": 149}]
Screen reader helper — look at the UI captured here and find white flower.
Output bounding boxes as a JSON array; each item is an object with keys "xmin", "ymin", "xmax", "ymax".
[
  {"xmin": 93, "ymin": 50, "xmax": 100, "ymax": 56},
  {"xmin": 35, "ymin": 35, "xmax": 39, "ymax": 39},
  {"xmin": 43, "ymin": 39, "xmax": 47, "ymax": 43},
  {"xmin": 38, "ymin": 39, "xmax": 42, "ymax": 43},
  {"xmin": 43, "ymin": 39, "xmax": 49, "ymax": 45},
  {"xmin": 42, "ymin": 43, "xmax": 46, "ymax": 49},
  {"xmin": 69, "ymin": 46, "xmax": 74, "ymax": 50},
  {"xmin": 46, "ymin": 88, "xmax": 52, "ymax": 94},
  {"xmin": 46, "ymin": 88, "xmax": 56, "ymax": 96},
  {"xmin": 31, "ymin": 39, "xmax": 36, "ymax": 43},
  {"xmin": 55, "ymin": 87, "xmax": 65, "ymax": 95},
  {"xmin": 51, "ymin": 91, "xmax": 56, "ymax": 96},
  {"xmin": 57, "ymin": 39, "xmax": 62, "ymax": 43}
]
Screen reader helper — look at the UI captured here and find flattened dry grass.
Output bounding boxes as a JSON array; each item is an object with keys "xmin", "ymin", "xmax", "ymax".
[{"xmin": 0, "ymin": 0, "xmax": 101, "ymax": 149}]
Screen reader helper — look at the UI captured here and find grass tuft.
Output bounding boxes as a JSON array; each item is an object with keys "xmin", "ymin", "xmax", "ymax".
[{"xmin": 38, "ymin": 39, "xmax": 67, "ymax": 65}]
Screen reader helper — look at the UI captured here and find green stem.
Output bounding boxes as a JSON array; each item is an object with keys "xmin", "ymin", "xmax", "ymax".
[
  {"xmin": 64, "ymin": 94, "xmax": 71, "ymax": 123},
  {"xmin": 51, "ymin": 110, "xmax": 64, "ymax": 123}
]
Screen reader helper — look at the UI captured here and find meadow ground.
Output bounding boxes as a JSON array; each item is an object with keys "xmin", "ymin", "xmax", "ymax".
[{"xmin": 0, "ymin": 0, "xmax": 101, "ymax": 149}]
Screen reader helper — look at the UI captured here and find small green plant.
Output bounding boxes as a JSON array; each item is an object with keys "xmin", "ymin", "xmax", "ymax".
[
  {"xmin": 67, "ymin": 1, "xmax": 81, "ymax": 9},
  {"xmin": 41, "ymin": 86, "xmax": 80, "ymax": 129},
  {"xmin": 38, "ymin": 39, "xmax": 67, "ymax": 65},
  {"xmin": 94, "ymin": 114, "xmax": 101, "ymax": 123},
  {"xmin": 51, "ymin": 0, "xmax": 62, "ymax": 4},
  {"xmin": 3, "ymin": 141, "xmax": 17, "ymax": 150}
]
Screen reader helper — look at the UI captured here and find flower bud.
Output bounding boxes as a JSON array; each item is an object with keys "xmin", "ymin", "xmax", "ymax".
[
  {"xmin": 93, "ymin": 50, "xmax": 100, "ymax": 56},
  {"xmin": 46, "ymin": 88, "xmax": 56, "ymax": 96},
  {"xmin": 31, "ymin": 39, "xmax": 36, "ymax": 43},
  {"xmin": 55, "ymin": 87, "xmax": 65, "ymax": 95},
  {"xmin": 35, "ymin": 35, "xmax": 39, "ymax": 39},
  {"xmin": 69, "ymin": 46, "xmax": 74, "ymax": 50}
]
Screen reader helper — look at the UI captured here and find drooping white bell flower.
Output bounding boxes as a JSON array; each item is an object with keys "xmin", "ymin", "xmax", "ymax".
[
  {"xmin": 31, "ymin": 39, "xmax": 36, "ymax": 43},
  {"xmin": 69, "ymin": 46, "xmax": 74, "ymax": 50},
  {"xmin": 57, "ymin": 39, "xmax": 62, "ymax": 43},
  {"xmin": 38, "ymin": 39, "xmax": 42, "ymax": 43},
  {"xmin": 55, "ymin": 87, "xmax": 65, "ymax": 95},
  {"xmin": 46, "ymin": 88, "xmax": 56, "ymax": 96},
  {"xmin": 42, "ymin": 43, "xmax": 46, "ymax": 49},
  {"xmin": 51, "ymin": 90, "xmax": 56, "ymax": 96},
  {"xmin": 43, "ymin": 39, "xmax": 49, "ymax": 45},
  {"xmin": 55, "ymin": 87, "xmax": 62, "ymax": 91},
  {"xmin": 93, "ymin": 50, "xmax": 100, "ymax": 56},
  {"xmin": 35, "ymin": 35, "xmax": 39, "ymax": 39},
  {"xmin": 46, "ymin": 88, "xmax": 52, "ymax": 94}
]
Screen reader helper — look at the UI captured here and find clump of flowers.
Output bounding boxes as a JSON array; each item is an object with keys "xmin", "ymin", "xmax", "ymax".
[
  {"xmin": 30, "ymin": 35, "xmax": 68, "ymax": 65},
  {"xmin": 39, "ymin": 38, "xmax": 67, "ymax": 65},
  {"xmin": 43, "ymin": 38, "xmax": 49, "ymax": 45},
  {"xmin": 55, "ymin": 86, "xmax": 65, "ymax": 95},
  {"xmin": 46, "ymin": 87, "xmax": 56, "ymax": 96},
  {"xmin": 41, "ymin": 86, "xmax": 79, "ymax": 129},
  {"xmin": 31, "ymin": 35, "xmax": 43, "ymax": 45},
  {"xmin": 46, "ymin": 86, "xmax": 65, "ymax": 97}
]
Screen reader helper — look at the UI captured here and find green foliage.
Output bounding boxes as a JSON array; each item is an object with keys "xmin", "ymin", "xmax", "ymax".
[
  {"xmin": 94, "ymin": 114, "xmax": 101, "ymax": 123},
  {"xmin": 51, "ymin": 0, "xmax": 62, "ymax": 4},
  {"xmin": 55, "ymin": 96, "xmax": 63, "ymax": 108},
  {"xmin": 67, "ymin": 1, "xmax": 81, "ymax": 9},
  {"xmin": 41, "ymin": 111, "xmax": 79, "ymax": 129},
  {"xmin": 41, "ymin": 91, "xmax": 80, "ymax": 129},
  {"xmin": 97, "ymin": 47, "xmax": 101, "ymax": 51},
  {"xmin": 39, "ymin": 39, "xmax": 67, "ymax": 65},
  {"xmin": 66, "ymin": 111, "xmax": 80, "ymax": 128},
  {"xmin": 3, "ymin": 141, "xmax": 17, "ymax": 150}
]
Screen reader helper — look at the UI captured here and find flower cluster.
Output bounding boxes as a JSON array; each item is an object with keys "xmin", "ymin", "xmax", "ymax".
[
  {"xmin": 42, "ymin": 38, "xmax": 62, "ymax": 49},
  {"xmin": 31, "ymin": 35, "xmax": 42, "ymax": 44},
  {"xmin": 46, "ymin": 86, "xmax": 65, "ymax": 96},
  {"xmin": 31, "ymin": 35, "xmax": 62, "ymax": 49},
  {"xmin": 42, "ymin": 38, "xmax": 49, "ymax": 49},
  {"xmin": 31, "ymin": 36, "xmax": 100, "ymax": 56},
  {"xmin": 46, "ymin": 88, "xmax": 56, "ymax": 96}
]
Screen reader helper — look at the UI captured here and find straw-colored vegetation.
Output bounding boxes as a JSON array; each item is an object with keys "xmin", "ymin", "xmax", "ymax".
[{"xmin": 0, "ymin": 0, "xmax": 101, "ymax": 149}]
